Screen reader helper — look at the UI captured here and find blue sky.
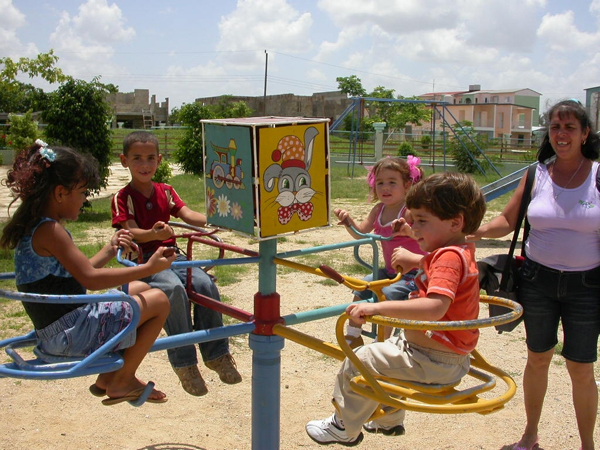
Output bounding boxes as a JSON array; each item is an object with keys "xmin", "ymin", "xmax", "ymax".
[{"xmin": 3, "ymin": 0, "xmax": 600, "ymax": 113}]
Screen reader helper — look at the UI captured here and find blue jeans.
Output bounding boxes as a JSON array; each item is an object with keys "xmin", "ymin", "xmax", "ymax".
[
  {"xmin": 518, "ymin": 257, "xmax": 600, "ymax": 363},
  {"xmin": 353, "ymin": 269, "xmax": 417, "ymax": 301},
  {"xmin": 143, "ymin": 253, "xmax": 229, "ymax": 368}
]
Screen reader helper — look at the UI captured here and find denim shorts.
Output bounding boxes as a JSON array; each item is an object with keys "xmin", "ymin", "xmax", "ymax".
[
  {"xmin": 518, "ymin": 257, "xmax": 600, "ymax": 363},
  {"xmin": 353, "ymin": 269, "xmax": 417, "ymax": 301},
  {"xmin": 35, "ymin": 298, "xmax": 135, "ymax": 357}
]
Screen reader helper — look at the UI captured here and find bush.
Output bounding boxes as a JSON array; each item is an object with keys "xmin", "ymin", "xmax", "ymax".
[
  {"xmin": 420, "ymin": 134, "xmax": 431, "ymax": 149},
  {"xmin": 397, "ymin": 141, "xmax": 414, "ymax": 157},
  {"xmin": 8, "ymin": 110, "xmax": 37, "ymax": 152},
  {"xmin": 173, "ymin": 103, "xmax": 214, "ymax": 176},
  {"xmin": 153, "ymin": 159, "xmax": 172, "ymax": 183},
  {"xmin": 42, "ymin": 78, "xmax": 113, "ymax": 192},
  {"xmin": 449, "ymin": 131, "xmax": 491, "ymax": 174}
]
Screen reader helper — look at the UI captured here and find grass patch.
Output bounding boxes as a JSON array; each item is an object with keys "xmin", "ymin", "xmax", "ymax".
[
  {"xmin": 317, "ymin": 279, "xmax": 339, "ymax": 287},
  {"xmin": 214, "ymin": 263, "xmax": 251, "ymax": 287}
]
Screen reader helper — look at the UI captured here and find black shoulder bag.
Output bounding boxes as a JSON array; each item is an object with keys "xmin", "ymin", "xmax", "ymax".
[{"xmin": 477, "ymin": 165, "xmax": 536, "ymax": 333}]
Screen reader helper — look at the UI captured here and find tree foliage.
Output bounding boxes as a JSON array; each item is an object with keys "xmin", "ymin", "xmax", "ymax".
[
  {"xmin": 0, "ymin": 50, "xmax": 67, "ymax": 114},
  {"xmin": 8, "ymin": 111, "xmax": 38, "ymax": 152},
  {"xmin": 172, "ymin": 102, "xmax": 214, "ymax": 176},
  {"xmin": 335, "ymin": 75, "xmax": 430, "ymax": 133},
  {"xmin": 42, "ymin": 77, "xmax": 113, "ymax": 190},
  {"xmin": 173, "ymin": 96, "xmax": 253, "ymax": 176},
  {"xmin": 336, "ymin": 75, "xmax": 367, "ymax": 97},
  {"xmin": 447, "ymin": 122, "xmax": 490, "ymax": 174},
  {"xmin": 0, "ymin": 81, "xmax": 50, "ymax": 113}
]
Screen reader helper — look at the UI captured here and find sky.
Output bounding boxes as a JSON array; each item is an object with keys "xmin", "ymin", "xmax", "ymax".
[{"xmin": 3, "ymin": 0, "xmax": 600, "ymax": 113}]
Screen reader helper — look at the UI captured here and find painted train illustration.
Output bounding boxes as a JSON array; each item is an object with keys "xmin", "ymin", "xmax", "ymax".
[{"xmin": 207, "ymin": 139, "xmax": 245, "ymax": 189}]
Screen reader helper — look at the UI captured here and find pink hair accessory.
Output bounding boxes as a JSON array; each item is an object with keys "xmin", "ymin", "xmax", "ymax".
[
  {"xmin": 365, "ymin": 165, "xmax": 375, "ymax": 188},
  {"xmin": 407, "ymin": 155, "xmax": 421, "ymax": 182}
]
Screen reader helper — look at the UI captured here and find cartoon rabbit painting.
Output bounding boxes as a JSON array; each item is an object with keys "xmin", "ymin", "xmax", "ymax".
[{"xmin": 263, "ymin": 126, "xmax": 319, "ymax": 225}]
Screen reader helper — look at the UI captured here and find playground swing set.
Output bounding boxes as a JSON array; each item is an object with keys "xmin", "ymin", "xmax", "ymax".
[{"xmin": 0, "ymin": 117, "xmax": 522, "ymax": 449}]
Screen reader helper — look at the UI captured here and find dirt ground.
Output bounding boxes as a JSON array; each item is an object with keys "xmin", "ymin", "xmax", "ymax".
[{"xmin": 0, "ymin": 168, "xmax": 597, "ymax": 450}]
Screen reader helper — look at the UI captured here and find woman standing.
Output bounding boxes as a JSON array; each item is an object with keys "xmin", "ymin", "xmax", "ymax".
[{"xmin": 471, "ymin": 99, "xmax": 600, "ymax": 450}]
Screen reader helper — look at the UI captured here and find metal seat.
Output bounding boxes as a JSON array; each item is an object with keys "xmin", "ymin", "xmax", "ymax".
[
  {"xmin": 0, "ymin": 276, "xmax": 140, "ymax": 381},
  {"xmin": 335, "ymin": 294, "xmax": 522, "ymax": 416}
]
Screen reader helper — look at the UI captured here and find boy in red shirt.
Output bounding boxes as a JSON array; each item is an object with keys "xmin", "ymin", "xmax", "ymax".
[
  {"xmin": 306, "ymin": 172, "xmax": 486, "ymax": 445},
  {"xmin": 112, "ymin": 131, "xmax": 241, "ymax": 397}
]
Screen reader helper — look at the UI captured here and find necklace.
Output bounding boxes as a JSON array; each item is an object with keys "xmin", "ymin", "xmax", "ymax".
[
  {"xmin": 552, "ymin": 158, "xmax": 585, "ymax": 200},
  {"xmin": 145, "ymin": 186, "xmax": 155, "ymax": 210}
]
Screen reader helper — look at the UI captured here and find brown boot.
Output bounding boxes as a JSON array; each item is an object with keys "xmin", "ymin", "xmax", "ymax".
[
  {"xmin": 205, "ymin": 354, "xmax": 242, "ymax": 385},
  {"xmin": 173, "ymin": 365, "xmax": 208, "ymax": 396}
]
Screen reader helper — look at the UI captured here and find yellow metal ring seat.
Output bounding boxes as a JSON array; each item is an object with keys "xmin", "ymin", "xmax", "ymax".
[{"xmin": 335, "ymin": 294, "xmax": 523, "ymax": 416}]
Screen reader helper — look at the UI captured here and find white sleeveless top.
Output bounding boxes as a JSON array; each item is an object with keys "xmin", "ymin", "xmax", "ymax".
[{"xmin": 525, "ymin": 161, "xmax": 600, "ymax": 271}]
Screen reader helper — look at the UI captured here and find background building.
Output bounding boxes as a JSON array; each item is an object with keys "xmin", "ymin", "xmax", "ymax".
[
  {"xmin": 106, "ymin": 89, "xmax": 169, "ymax": 129},
  {"xmin": 419, "ymin": 85, "xmax": 541, "ymax": 145}
]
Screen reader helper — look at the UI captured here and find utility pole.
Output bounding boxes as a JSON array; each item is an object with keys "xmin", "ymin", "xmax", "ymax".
[{"xmin": 263, "ymin": 50, "xmax": 268, "ymax": 116}]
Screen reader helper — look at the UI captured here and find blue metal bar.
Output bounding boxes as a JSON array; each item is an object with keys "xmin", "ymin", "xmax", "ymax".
[
  {"xmin": 252, "ymin": 239, "xmax": 282, "ymax": 450},
  {"xmin": 282, "ymin": 300, "xmax": 372, "ymax": 327},
  {"xmin": 149, "ymin": 322, "xmax": 255, "ymax": 352},
  {"xmin": 250, "ymin": 334, "xmax": 285, "ymax": 450}
]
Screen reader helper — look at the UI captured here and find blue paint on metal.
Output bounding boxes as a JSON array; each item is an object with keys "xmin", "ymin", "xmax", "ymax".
[
  {"xmin": 249, "ymin": 334, "xmax": 285, "ymax": 450},
  {"xmin": 481, "ymin": 163, "xmax": 537, "ymax": 202}
]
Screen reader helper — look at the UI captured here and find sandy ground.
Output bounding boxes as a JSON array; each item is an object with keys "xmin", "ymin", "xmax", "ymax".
[{"xmin": 0, "ymin": 165, "xmax": 597, "ymax": 450}]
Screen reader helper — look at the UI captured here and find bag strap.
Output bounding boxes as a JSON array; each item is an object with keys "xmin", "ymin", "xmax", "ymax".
[{"xmin": 499, "ymin": 164, "xmax": 536, "ymax": 289}]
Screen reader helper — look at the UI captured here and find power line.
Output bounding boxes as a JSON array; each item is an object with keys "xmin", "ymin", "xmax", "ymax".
[{"xmin": 270, "ymin": 51, "xmax": 465, "ymax": 91}]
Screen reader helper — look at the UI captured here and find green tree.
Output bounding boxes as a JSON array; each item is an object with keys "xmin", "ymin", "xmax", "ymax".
[
  {"xmin": 0, "ymin": 50, "xmax": 67, "ymax": 113},
  {"xmin": 448, "ymin": 122, "xmax": 490, "ymax": 174},
  {"xmin": 7, "ymin": 111, "xmax": 38, "ymax": 152},
  {"xmin": 336, "ymin": 75, "xmax": 367, "ymax": 97},
  {"xmin": 42, "ymin": 77, "xmax": 113, "ymax": 190},
  {"xmin": 173, "ymin": 98, "xmax": 253, "ymax": 176},
  {"xmin": 366, "ymin": 88, "xmax": 430, "ymax": 131},
  {"xmin": 173, "ymin": 102, "xmax": 215, "ymax": 175},
  {"xmin": 0, "ymin": 81, "xmax": 50, "ymax": 113},
  {"xmin": 211, "ymin": 95, "xmax": 254, "ymax": 118}
]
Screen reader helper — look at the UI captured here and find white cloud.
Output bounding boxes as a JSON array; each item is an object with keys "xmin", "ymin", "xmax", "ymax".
[
  {"xmin": 0, "ymin": 0, "xmax": 25, "ymax": 29},
  {"xmin": 217, "ymin": 0, "xmax": 313, "ymax": 69},
  {"xmin": 71, "ymin": 0, "xmax": 135, "ymax": 44},
  {"xmin": 0, "ymin": 0, "xmax": 38, "ymax": 57},
  {"xmin": 537, "ymin": 10, "xmax": 600, "ymax": 52},
  {"xmin": 317, "ymin": 0, "xmax": 456, "ymax": 33},
  {"xmin": 48, "ymin": 0, "xmax": 135, "ymax": 82}
]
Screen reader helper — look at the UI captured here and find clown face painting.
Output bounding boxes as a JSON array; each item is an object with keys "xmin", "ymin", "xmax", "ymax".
[{"xmin": 258, "ymin": 122, "xmax": 329, "ymax": 238}]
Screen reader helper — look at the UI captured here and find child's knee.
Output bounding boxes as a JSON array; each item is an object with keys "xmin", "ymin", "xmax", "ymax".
[{"xmin": 151, "ymin": 289, "xmax": 171, "ymax": 317}]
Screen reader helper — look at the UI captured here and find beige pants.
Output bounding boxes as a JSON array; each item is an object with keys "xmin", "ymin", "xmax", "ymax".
[{"xmin": 332, "ymin": 334, "xmax": 470, "ymax": 438}]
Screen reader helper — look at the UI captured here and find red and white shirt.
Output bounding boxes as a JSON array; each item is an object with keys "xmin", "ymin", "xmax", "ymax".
[{"xmin": 111, "ymin": 182, "xmax": 186, "ymax": 255}]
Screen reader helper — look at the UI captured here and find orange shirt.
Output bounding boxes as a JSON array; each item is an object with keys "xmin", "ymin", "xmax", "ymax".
[{"xmin": 413, "ymin": 243, "xmax": 480, "ymax": 354}]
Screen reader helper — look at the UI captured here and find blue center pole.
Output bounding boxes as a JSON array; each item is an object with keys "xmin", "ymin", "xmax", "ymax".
[{"xmin": 251, "ymin": 239, "xmax": 285, "ymax": 450}]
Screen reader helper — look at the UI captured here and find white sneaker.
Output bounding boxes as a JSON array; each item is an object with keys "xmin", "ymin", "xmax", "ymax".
[
  {"xmin": 363, "ymin": 420, "xmax": 405, "ymax": 436},
  {"xmin": 305, "ymin": 413, "xmax": 364, "ymax": 446}
]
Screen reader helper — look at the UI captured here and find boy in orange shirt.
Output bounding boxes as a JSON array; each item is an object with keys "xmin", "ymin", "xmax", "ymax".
[{"xmin": 306, "ymin": 172, "xmax": 486, "ymax": 445}]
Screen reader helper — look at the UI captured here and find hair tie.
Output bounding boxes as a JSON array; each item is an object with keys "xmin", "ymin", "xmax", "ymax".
[
  {"xmin": 407, "ymin": 155, "xmax": 421, "ymax": 183},
  {"xmin": 36, "ymin": 139, "xmax": 56, "ymax": 163}
]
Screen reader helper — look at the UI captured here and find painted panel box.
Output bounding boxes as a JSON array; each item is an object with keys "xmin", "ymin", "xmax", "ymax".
[{"xmin": 202, "ymin": 116, "xmax": 330, "ymax": 239}]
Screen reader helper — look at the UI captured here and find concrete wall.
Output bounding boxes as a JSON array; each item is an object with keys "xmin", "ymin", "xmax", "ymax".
[
  {"xmin": 194, "ymin": 91, "xmax": 351, "ymax": 120},
  {"xmin": 106, "ymin": 89, "xmax": 169, "ymax": 128}
]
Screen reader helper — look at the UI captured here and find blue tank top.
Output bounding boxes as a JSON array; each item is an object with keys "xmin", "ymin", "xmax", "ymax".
[{"xmin": 15, "ymin": 218, "xmax": 85, "ymax": 329}]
